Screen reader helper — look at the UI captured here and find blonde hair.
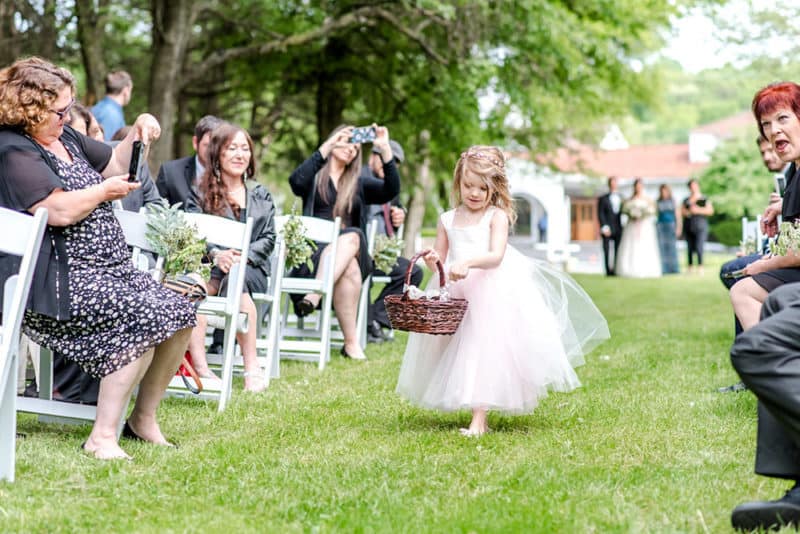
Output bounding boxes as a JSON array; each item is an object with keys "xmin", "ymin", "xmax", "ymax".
[
  {"xmin": 0, "ymin": 57, "xmax": 75, "ymax": 135},
  {"xmin": 317, "ymin": 125, "xmax": 363, "ymax": 221},
  {"xmin": 452, "ymin": 145, "xmax": 516, "ymax": 224}
]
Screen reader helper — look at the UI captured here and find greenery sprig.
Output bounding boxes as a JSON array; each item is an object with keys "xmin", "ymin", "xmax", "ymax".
[
  {"xmin": 372, "ymin": 234, "xmax": 404, "ymax": 274},
  {"xmin": 771, "ymin": 220, "xmax": 800, "ymax": 257},
  {"xmin": 145, "ymin": 199, "xmax": 210, "ymax": 281},
  {"xmin": 282, "ymin": 206, "xmax": 317, "ymax": 271}
]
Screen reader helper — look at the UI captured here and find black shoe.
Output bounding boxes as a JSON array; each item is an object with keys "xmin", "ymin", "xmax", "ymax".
[
  {"xmin": 367, "ymin": 320, "xmax": 385, "ymax": 344},
  {"xmin": 207, "ymin": 342, "xmax": 223, "ymax": 355},
  {"xmin": 295, "ymin": 297, "xmax": 316, "ymax": 317},
  {"xmin": 122, "ymin": 420, "xmax": 178, "ymax": 448},
  {"xmin": 718, "ymin": 382, "xmax": 748, "ymax": 393},
  {"xmin": 732, "ymin": 485, "xmax": 800, "ymax": 531}
]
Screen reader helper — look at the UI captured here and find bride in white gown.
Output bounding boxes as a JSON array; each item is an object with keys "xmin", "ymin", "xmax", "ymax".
[{"xmin": 616, "ymin": 178, "xmax": 662, "ymax": 278}]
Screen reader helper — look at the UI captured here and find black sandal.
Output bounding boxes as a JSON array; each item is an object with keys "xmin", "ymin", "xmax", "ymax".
[{"xmin": 295, "ymin": 297, "xmax": 316, "ymax": 317}]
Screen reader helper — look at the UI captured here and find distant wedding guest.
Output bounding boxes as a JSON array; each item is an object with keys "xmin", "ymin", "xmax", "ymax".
[
  {"xmin": 156, "ymin": 115, "xmax": 224, "ymax": 208},
  {"xmin": 597, "ymin": 176, "xmax": 623, "ymax": 276},
  {"xmin": 0, "ymin": 56, "xmax": 195, "ymax": 459},
  {"xmin": 111, "ymin": 126, "xmax": 161, "ymax": 213},
  {"xmin": 68, "ymin": 102, "xmax": 104, "ymax": 141},
  {"xmin": 91, "ymin": 70, "xmax": 132, "ymax": 141},
  {"xmin": 681, "ymin": 179, "xmax": 714, "ymax": 274},
  {"xmin": 185, "ymin": 124, "xmax": 276, "ymax": 393},
  {"xmin": 615, "ymin": 178, "xmax": 661, "ymax": 278},
  {"xmin": 656, "ymin": 184, "xmax": 681, "ymax": 274}
]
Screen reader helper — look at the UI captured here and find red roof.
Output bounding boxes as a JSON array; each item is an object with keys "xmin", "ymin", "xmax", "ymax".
[
  {"xmin": 690, "ymin": 110, "xmax": 754, "ymax": 136},
  {"xmin": 525, "ymin": 144, "xmax": 708, "ymax": 179}
]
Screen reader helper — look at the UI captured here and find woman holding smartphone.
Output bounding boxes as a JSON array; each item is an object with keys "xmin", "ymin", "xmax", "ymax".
[{"xmin": 288, "ymin": 124, "xmax": 399, "ymax": 361}]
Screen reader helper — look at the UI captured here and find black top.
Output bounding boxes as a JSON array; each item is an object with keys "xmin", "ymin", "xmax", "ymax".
[
  {"xmin": 0, "ymin": 125, "xmax": 112, "ymax": 319},
  {"xmin": 185, "ymin": 181, "xmax": 277, "ymax": 269},
  {"xmin": 288, "ymin": 150, "xmax": 400, "ymax": 232},
  {"xmin": 155, "ymin": 155, "xmax": 198, "ymax": 209},
  {"xmin": 780, "ymin": 163, "xmax": 800, "ymax": 222}
]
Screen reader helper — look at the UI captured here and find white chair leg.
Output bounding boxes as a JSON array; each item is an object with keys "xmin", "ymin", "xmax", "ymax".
[
  {"xmin": 0, "ymin": 351, "xmax": 17, "ymax": 482},
  {"xmin": 217, "ymin": 317, "xmax": 237, "ymax": 413}
]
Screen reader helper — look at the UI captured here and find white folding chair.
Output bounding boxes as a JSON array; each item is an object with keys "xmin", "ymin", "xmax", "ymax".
[
  {"xmin": 251, "ymin": 237, "xmax": 285, "ymax": 383},
  {"xmin": 0, "ymin": 207, "xmax": 48, "ymax": 482},
  {"xmin": 16, "ymin": 209, "xmax": 159, "ymax": 427},
  {"xmin": 362, "ymin": 221, "xmax": 405, "ymax": 342},
  {"xmin": 172, "ymin": 212, "xmax": 252, "ymax": 412},
  {"xmin": 741, "ymin": 215, "xmax": 765, "ymax": 254},
  {"xmin": 275, "ymin": 215, "xmax": 340, "ymax": 370}
]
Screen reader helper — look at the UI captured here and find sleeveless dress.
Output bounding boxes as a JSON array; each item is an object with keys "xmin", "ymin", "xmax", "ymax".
[
  {"xmin": 396, "ymin": 208, "xmax": 609, "ymax": 415},
  {"xmin": 616, "ymin": 197, "xmax": 662, "ymax": 278},
  {"xmin": 23, "ymin": 142, "xmax": 197, "ymax": 378}
]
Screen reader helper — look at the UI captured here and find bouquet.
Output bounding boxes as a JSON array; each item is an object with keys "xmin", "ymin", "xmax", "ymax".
[
  {"xmin": 145, "ymin": 199, "xmax": 210, "ymax": 281},
  {"xmin": 622, "ymin": 198, "xmax": 655, "ymax": 222},
  {"xmin": 281, "ymin": 206, "xmax": 318, "ymax": 271},
  {"xmin": 372, "ymin": 234, "xmax": 404, "ymax": 273},
  {"xmin": 770, "ymin": 220, "xmax": 800, "ymax": 257},
  {"xmin": 739, "ymin": 236, "xmax": 758, "ymax": 257}
]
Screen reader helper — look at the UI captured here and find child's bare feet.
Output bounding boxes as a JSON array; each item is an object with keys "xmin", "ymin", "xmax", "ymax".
[{"xmin": 460, "ymin": 408, "xmax": 489, "ymax": 436}]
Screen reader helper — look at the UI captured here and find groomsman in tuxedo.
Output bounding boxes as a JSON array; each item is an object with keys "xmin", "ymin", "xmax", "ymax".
[
  {"xmin": 156, "ymin": 115, "xmax": 223, "ymax": 208},
  {"xmin": 597, "ymin": 176, "xmax": 623, "ymax": 276}
]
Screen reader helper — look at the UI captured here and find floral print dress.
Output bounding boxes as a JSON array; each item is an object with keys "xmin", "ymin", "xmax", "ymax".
[{"xmin": 23, "ymin": 142, "xmax": 196, "ymax": 378}]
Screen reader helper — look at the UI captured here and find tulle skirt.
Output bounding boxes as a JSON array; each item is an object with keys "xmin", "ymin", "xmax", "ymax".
[{"xmin": 395, "ymin": 246, "xmax": 609, "ymax": 415}]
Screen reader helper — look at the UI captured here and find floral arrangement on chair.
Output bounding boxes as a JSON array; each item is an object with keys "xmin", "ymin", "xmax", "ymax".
[
  {"xmin": 622, "ymin": 198, "xmax": 656, "ymax": 222},
  {"xmin": 770, "ymin": 220, "xmax": 800, "ymax": 257},
  {"xmin": 372, "ymin": 234, "xmax": 404, "ymax": 274},
  {"xmin": 281, "ymin": 206, "xmax": 318, "ymax": 271},
  {"xmin": 144, "ymin": 199, "xmax": 210, "ymax": 281}
]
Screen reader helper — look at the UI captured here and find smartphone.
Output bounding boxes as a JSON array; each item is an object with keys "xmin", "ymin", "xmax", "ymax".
[
  {"xmin": 349, "ymin": 126, "xmax": 376, "ymax": 144},
  {"xmin": 775, "ymin": 173, "xmax": 787, "ymax": 197},
  {"xmin": 721, "ymin": 268, "xmax": 747, "ymax": 280},
  {"xmin": 128, "ymin": 140, "xmax": 144, "ymax": 182}
]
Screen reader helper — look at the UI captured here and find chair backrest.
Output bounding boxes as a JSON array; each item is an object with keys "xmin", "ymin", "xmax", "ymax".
[
  {"xmin": 741, "ymin": 216, "xmax": 763, "ymax": 250},
  {"xmin": 0, "ymin": 207, "xmax": 48, "ymax": 392},
  {"xmin": 274, "ymin": 214, "xmax": 340, "ymax": 247},
  {"xmin": 184, "ymin": 212, "xmax": 254, "ymax": 252}
]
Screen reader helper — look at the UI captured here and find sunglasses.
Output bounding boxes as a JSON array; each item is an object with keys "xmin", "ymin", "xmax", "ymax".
[{"xmin": 49, "ymin": 98, "xmax": 76, "ymax": 121}]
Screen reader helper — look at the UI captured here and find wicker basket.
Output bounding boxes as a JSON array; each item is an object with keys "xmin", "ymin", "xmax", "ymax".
[{"xmin": 384, "ymin": 251, "xmax": 468, "ymax": 335}]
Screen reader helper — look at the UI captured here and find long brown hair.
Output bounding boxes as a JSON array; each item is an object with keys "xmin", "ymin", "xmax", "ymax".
[
  {"xmin": 198, "ymin": 123, "xmax": 256, "ymax": 216},
  {"xmin": 453, "ymin": 145, "xmax": 516, "ymax": 225},
  {"xmin": 316, "ymin": 125, "xmax": 362, "ymax": 221}
]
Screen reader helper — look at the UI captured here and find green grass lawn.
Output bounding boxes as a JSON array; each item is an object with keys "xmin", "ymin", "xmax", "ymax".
[{"xmin": 2, "ymin": 254, "xmax": 789, "ymax": 532}]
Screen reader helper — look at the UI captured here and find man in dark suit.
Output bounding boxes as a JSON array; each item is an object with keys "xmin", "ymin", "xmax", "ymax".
[
  {"xmin": 597, "ymin": 176, "xmax": 623, "ymax": 276},
  {"xmin": 362, "ymin": 140, "xmax": 423, "ymax": 343},
  {"xmin": 156, "ymin": 115, "xmax": 223, "ymax": 208},
  {"xmin": 730, "ymin": 282, "xmax": 800, "ymax": 531}
]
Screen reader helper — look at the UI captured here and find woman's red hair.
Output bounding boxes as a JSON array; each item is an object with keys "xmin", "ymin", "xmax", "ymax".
[{"xmin": 752, "ymin": 82, "xmax": 800, "ymax": 139}]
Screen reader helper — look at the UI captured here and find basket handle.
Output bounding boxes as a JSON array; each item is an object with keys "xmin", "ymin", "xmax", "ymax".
[{"xmin": 403, "ymin": 249, "xmax": 445, "ymax": 300}]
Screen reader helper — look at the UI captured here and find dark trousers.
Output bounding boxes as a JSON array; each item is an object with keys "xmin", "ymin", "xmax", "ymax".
[
  {"xmin": 601, "ymin": 234, "xmax": 621, "ymax": 276},
  {"xmin": 686, "ymin": 228, "xmax": 708, "ymax": 265},
  {"xmin": 368, "ymin": 256, "xmax": 424, "ymax": 328},
  {"xmin": 731, "ymin": 282, "xmax": 800, "ymax": 479},
  {"xmin": 720, "ymin": 253, "xmax": 762, "ymax": 337}
]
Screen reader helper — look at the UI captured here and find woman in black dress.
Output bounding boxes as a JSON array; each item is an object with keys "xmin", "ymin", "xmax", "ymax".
[
  {"xmin": 288, "ymin": 125, "xmax": 399, "ymax": 361},
  {"xmin": 0, "ymin": 57, "xmax": 196, "ymax": 460},
  {"xmin": 185, "ymin": 124, "xmax": 276, "ymax": 392}
]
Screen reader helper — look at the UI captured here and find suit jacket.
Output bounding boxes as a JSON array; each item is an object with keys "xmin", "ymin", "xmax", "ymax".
[
  {"xmin": 598, "ymin": 193, "xmax": 623, "ymax": 237},
  {"xmin": 156, "ymin": 155, "xmax": 198, "ymax": 209}
]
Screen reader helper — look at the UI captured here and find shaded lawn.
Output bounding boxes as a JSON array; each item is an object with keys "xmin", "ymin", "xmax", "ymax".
[{"xmin": 1, "ymin": 255, "xmax": 784, "ymax": 532}]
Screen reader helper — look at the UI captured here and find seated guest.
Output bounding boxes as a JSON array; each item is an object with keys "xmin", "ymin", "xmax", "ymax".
[
  {"xmin": 156, "ymin": 115, "xmax": 223, "ymax": 208},
  {"xmin": 730, "ymin": 282, "xmax": 800, "ymax": 531},
  {"xmin": 730, "ymin": 82, "xmax": 800, "ymax": 333},
  {"xmin": 288, "ymin": 125, "xmax": 400, "ymax": 361},
  {"xmin": 68, "ymin": 103, "xmax": 104, "ymax": 141},
  {"xmin": 185, "ymin": 124, "xmax": 276, "ymax": 393},
  {"xmin": 361, "ymin": 140, "xmax": 423, "ymax": 343},
  {"xmin": 0, "ymin": 57, "xmax": 196, "ymax": 459}
]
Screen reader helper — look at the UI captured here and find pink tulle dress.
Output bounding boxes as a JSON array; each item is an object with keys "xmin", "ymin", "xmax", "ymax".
[{"xmin": 396, "ymin": 207, "xmax": 610, "ymax": 415}]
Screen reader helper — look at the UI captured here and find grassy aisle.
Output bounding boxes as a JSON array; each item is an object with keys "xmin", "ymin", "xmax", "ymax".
[{"xmin": 1, "ymin": 259, "xmax": 784, "ymax": 532}]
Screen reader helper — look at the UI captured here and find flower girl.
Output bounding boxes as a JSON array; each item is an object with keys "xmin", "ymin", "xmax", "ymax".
[{"xmin": 396, "ymin": 146, "xmax": 610, "ymax": 436}]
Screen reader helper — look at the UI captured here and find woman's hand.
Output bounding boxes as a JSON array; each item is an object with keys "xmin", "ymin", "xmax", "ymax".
[
  {"xmin": 214, "ymin": 249, "xmax": 241, "ymax": 274},
  {"xmin": 448, "ymin": 262, "xmax": 469, "ymax": 281},
  {"xmin": 743, "ymin": 257, "xmax": 771, "ymax": 276},
  {"xmin": 372, "ymin": 124, "xmax": 393, "ymax": 163},
  {"xmin": 100, "ymin": 175, "xmax": 140, "ymax": 201},
  {"xmin": 319, "ymin": 128, "xmax": 353, "ymax": 159},
  {"xmin": 131, "ymin": 114, "xmax": 161, "ymax": 145},
  {"xmin": 762, "ymin": 198, "xmax": 783, "ymax": 237}
]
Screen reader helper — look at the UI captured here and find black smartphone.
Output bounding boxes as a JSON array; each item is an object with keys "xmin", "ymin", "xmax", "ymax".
[
  {"xmin": 721, "ymin": 268, "xmax": 747, "ymax": 280},
  {"xmin": 128, "ymin": 140, "xmax": 144, "ymax": 182},
  {"xmin": 349, "ymin": 126, "xmax": 376, "ymax": 144}
]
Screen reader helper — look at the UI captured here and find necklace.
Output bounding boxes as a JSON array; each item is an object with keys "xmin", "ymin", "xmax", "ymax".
[{"xmin": 226, "ymin": 185, "xmax": 245, "ymax": 195}]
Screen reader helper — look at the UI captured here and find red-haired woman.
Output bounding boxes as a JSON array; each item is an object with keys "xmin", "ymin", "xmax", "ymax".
[
  {"xmin": 730, "ymin": 81, "xmax": 800, "ymax": 331},
  {"xmin": 288, "ymin": 125, "xmax": 399, "ymax": 361},
  {"xmin": 186, "ymin": 124, "xmax": 276, "ymax": 393}
]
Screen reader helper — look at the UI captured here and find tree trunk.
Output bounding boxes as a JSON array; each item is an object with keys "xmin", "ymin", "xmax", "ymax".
[
  {"xmin": 404, "ymin": 130, "xmax": 432, "ymax": 257},
  {"xmin": 315, "ymin": 39, "xmax": 347, "ymax": 143},
  {"xmin": 0, "ymin": 3, "xmax": 22, "ymax": 68},
  {"xmin": 74, "ymin": 0, "xmax": 108, "ymax": 104},
  {"xmin": 148, "ymin": 0, "xmax": 197, "ymax": 167},
  {"xmin": 37, "ymin": 0, "xmax": 58, "ymax": 61}
]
